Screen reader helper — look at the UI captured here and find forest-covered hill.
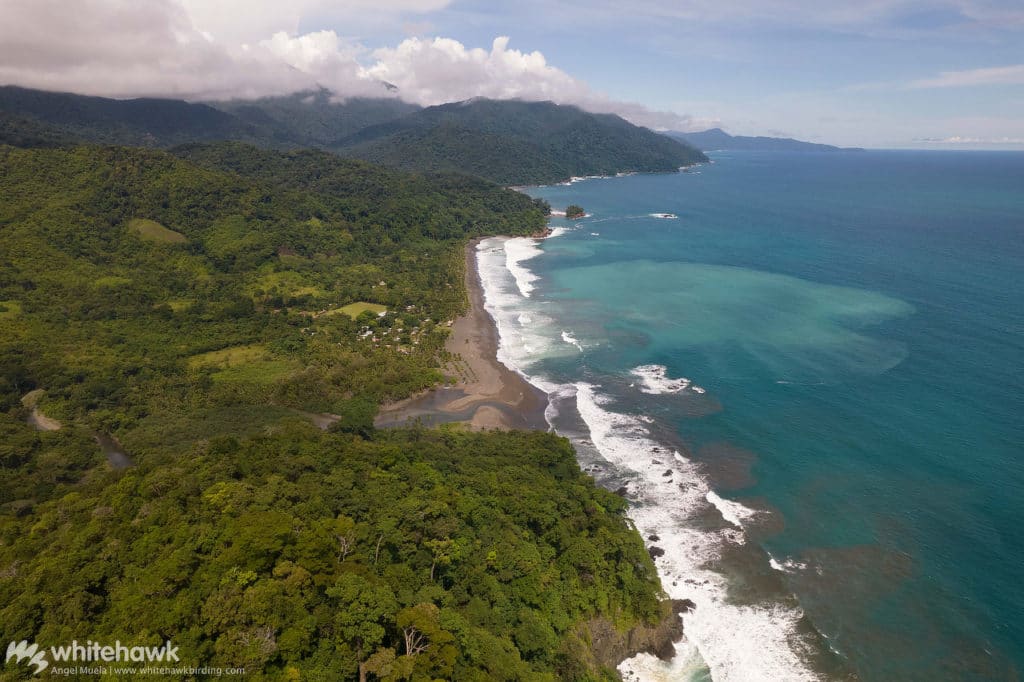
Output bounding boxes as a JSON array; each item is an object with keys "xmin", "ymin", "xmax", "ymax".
[
  {"xmin": 209, "ymin": 89, "xmax": 419, "ymax": 147},
  {"xmin": 335, "ymin": 98, "xmax": 707, "ymax": 184},
  {"xmin": 668, "ymin": 127, "xmax": 861, "ymax": 152},
  {"xmin": 0, "ymin": 142, "xmax": 670, "ymax": 680},
  {"xmin": 0, "ymin": 86, "xmax": 706, "ymax": 185}
]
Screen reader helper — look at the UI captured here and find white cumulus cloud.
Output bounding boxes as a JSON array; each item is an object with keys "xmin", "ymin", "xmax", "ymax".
[
  {"xmin": 366, "ymin": 36, "xmax": 585, "ymax": 105},
  {"xmin": 0, "ymin": 0, "xmax": 703, "ymax": 130},
  {"xmin": 365, "ymin": 36, "xmax": 703, "ymax": 129}
]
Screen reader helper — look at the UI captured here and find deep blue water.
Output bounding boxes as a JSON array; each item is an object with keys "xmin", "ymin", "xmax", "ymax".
[{"xmin": 490, "ymin": 151, "xmax": 1023, "ymax": 680}]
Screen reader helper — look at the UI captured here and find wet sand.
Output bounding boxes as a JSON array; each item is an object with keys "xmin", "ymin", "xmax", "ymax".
[{"xmin": 376, "ymin": 239, "xmax": 548, "ymax": 431}]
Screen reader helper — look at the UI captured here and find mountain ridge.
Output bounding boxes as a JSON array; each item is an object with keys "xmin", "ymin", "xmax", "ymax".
[
  {"xmin": 669, "ymin": 127, "xmax": 862, "ymax": 152},
  {"xmin": 335, "ymin": 98, "xmax": 707, "ymax": 184},
  {"xmin": 0, "ymin": 85, "xmax": 705, "ymax": 185}
]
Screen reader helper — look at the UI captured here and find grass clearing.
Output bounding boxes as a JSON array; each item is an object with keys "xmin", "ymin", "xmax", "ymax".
[
  {"xmin": 210, "ymin": 359, "xmax": 296, "ymax": 384},
  {"xmin": 129, "ymin": 218, "xmax": 187, "ymax": 244},
  {"xmin": 187, "ymin": 344, "xmax": 297, "ymax": 385},
  {"xmin": 336, "ymin": 302, "xmax": 387, "ymax": 318},
  {"xmin": 0, "ymin": 300, "xmax": 22, "ymax": 319},
  {"xmin": 249, "ymin": 270, "xmax": 326, "ymax": 299},
  {"xmin": 187, "ymin": 344, "xmax": 267, "ymax": 369}
]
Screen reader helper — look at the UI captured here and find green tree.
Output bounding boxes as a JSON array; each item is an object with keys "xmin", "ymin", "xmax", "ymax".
[{"xmin": 332, "ymin": 397, "xmax": 379, "ymax": 438}]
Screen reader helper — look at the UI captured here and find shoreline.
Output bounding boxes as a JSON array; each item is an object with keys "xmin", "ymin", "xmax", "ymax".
[
  {"xmin": 506, "ymin": 162, "xmax": 707, "ymax": 193},
  {"xmin": 377, "ymin": 232, "xmax": 691, "ymax": 675},
  {"xmin": 375, "ymin": 238, "xmax": 548, "ymax": 431}
]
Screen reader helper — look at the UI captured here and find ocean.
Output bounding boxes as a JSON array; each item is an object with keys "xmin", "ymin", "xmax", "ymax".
[{"xmin": 477, "ymin": 151, "xmax": 1024, "ymax": 681}]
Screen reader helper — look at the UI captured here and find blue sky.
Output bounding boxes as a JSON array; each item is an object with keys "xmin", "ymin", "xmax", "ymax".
[
  {"xmin": 4, "ymin": 0, "xmax": 1023, "ymax": 148},
  {"xmin": 340, "ymin": 0, "xmax": 1024, "ymax": 148}
]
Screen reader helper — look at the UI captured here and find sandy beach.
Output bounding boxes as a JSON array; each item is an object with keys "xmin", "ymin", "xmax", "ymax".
[{"xmin": 375, "ymin": 239, "xmax": 548, "ymax": 431}]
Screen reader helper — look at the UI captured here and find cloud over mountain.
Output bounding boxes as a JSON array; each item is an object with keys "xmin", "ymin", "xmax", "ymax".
[{"xmin": 0, "ymin": 0, "xmax": 700, "ymax": 130}]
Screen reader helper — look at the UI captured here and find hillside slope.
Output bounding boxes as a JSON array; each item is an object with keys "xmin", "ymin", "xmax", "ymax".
[
  {"xmin": 0, "ymin": 85, "xmax": 263, "ymax": 146},
  {"xmin": 669, "ymin": 127, "xmax": 861, "ymax": 152},
  {"xmin": 209, "ymin": 89, "xmax": 420, "ymax": 147},
  {"xmin": 0, "ymin": 142, "xmax": 667, "ymax": 680},
  {"xmin": 336, "ymin": 98, "xmax": 708, "ymax": 184},
  {"xmin": 0, "ymin": 87, "xmax": 706, "ymax": 186}
]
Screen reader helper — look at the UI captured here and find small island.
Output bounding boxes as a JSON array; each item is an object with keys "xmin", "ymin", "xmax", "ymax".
[{"xmin": 566, "ymin": 204, "xmax": 586, "ymax": 219}]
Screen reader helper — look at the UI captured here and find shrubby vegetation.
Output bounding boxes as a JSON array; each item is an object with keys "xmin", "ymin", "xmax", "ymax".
[
  {"xmin": 0, "ymin": 142, "xmax": 545, "ymax": 431},
  {"xmin": 0, "ymin": 141, "xmax": 665, "ymax": 679}
]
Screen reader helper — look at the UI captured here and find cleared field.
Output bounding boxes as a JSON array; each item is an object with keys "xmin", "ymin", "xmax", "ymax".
[
  {"xmin": 248, "ymin": 270, "xmax": 326, "ymax": 299},
  {"xmin": 129, "ymin": 218, "xmax": 187, "ymax": 244},
  {"xmin": 187, "ymin": 344, "xmax": 297, "ymax": 385},
  {"xmin": 187, "ymin": 344, "xmax": 267, "ymax": 369},
  {"xmin": 0, "ymin": 300, "xmax": 21, "ymax": 319},
  {"xmin": 336, "ymin": 302, "xmax": 387, "ymax": 318},
  {"xmin": 209, "ymin": 360, "xmax": 296, "ymax": 384}
]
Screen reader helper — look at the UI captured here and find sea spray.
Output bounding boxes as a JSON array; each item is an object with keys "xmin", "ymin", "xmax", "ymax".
[
  {"xmin": 561, "ymin": 330, "xmax": 584, "ymax": 352},
  {"xmin": 476, "ymin": 236, "xmax": 825, "ymax": 681},
  {"xmin": 573, "ymin": 384, "xmax": 821, "ymax": 682},
  {"xmin": 502, "ymin": 237, "xmax": 543, "ymax": 297},
  {"xmin": 630, "ymin": 364, "xmax": 704, "ymax": 395}
]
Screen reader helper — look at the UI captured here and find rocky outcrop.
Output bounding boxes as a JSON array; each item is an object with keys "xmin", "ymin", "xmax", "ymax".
[{"xmin": 579, "ymin": 599, "xmax": 695, "ymax": 677}]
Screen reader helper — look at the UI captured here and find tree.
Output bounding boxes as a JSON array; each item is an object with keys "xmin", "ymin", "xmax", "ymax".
[
  {"xmin": 331, "ymin": 397, "xmax": 378, "ymax": 438},
  {"xmin": 334, "ymin": 515, "xmax": 358, "ymax": 564},
  {"xmin": 395, "ymin": 603, "xmax": 457, "ymax": 679},
  {"xmin": 565, "ymin": 204, "xmax": 585, "ymax": 219},
  {"xmin": 327, "ymin": 574, "xmax": 399, "ymax": 682}
]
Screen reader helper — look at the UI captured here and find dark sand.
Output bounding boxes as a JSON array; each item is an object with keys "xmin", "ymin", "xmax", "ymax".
[{"xmin": 376, "ymin": 240, "xmax": 548, "ymax": 431}]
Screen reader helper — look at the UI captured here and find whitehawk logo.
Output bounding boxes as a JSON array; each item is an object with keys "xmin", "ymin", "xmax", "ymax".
[{"xmin": 5, "ymin": 640, "xmax": 49, "ymax": 675}]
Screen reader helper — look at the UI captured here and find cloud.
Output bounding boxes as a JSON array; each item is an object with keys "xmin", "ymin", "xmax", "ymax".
[
  {"xmin": 0, "ymin": 0, "xmax": 457, "ymax": 100},
  {"xmin": 541, "ymin": 0, "xmax": 1024, "ymax": 32},
  {"xmin": 914, "ymin": 135, "xmax": 1024, "ymax": 144},
  {"xmin": 365, "ymin": 36, "xmax": 703, "ymax": 129},
  {"xmin": 842, "ymin": 61, "xmax": 1024, "ymax": 93},
  {"xmin": 367, "ymin": 36, "xmax": 584, "ymax": 106},
  {"xmin": 908, "ymin": 64, "xmax": 1024, "ymax": 88},
  {"xmin": 0, "ymin": 0, "xmax": 322, "ymax": 99},
  {"xmin": 0, "ymin": 0, "xmax": 703, "ymax": 131},
  {"xmin": 178, "ymin": 0, "xmax": 452, "ymax": 44}
]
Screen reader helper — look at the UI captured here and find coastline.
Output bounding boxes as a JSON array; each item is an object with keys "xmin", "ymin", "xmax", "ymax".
[
  {"xmin": 457, "ymin": 193, "xmax": 838, "ymax": 680},
  {"xmin": 375, "ymin": 238, "xmax": 549, "ymax": 431},
  {"xmin": 379, "ymin": 233, "xmax": 691, "ymax": 676}
]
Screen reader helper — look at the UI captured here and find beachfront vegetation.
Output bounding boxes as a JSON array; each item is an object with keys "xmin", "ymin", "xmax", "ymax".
[
  {"xmin": 566, "ymin": 205, "xmax": 586, "ymax": 219},
  {"xmin": 0, "ymin": 141, "xmax": 666, "ymax": 679}
]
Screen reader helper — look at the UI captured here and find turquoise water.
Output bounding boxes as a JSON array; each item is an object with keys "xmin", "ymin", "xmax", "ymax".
[{"xmin": 483, "ymin": 151, "xmax": 1023, "ymax": 680}]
